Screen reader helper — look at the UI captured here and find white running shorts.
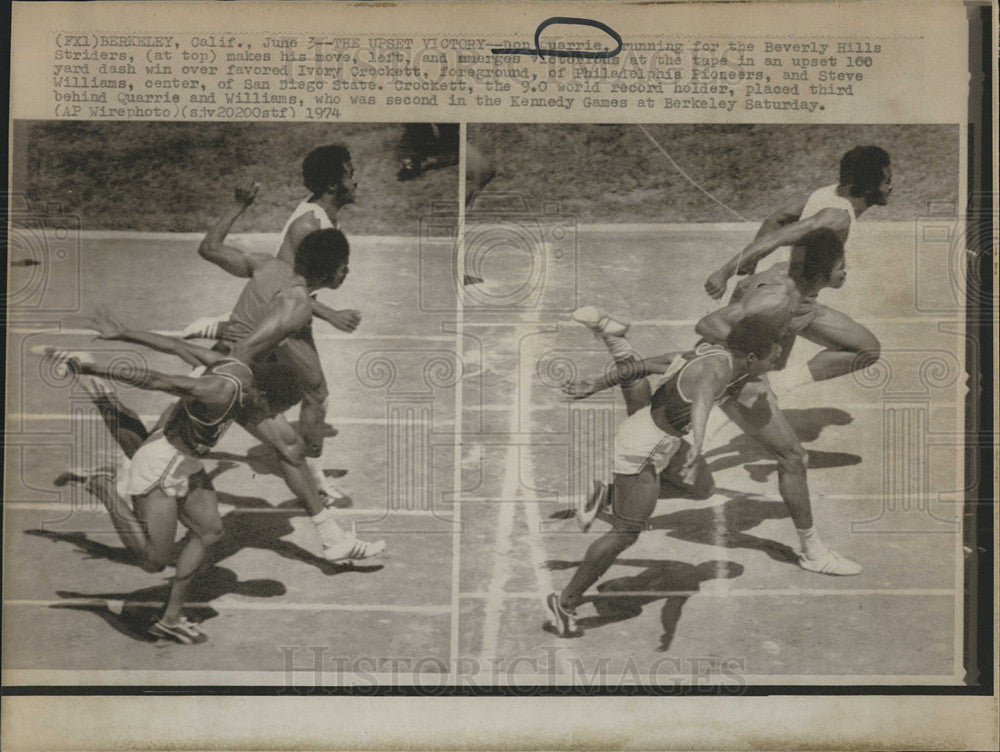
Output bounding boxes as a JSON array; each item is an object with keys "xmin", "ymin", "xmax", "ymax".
[
  {"xmin": 119, "ymin": 432, "xmax": 204, "ymax": 499},
  {"xmin": 613, "ymin": 406, "xmax": 682, "ymax": 476}
]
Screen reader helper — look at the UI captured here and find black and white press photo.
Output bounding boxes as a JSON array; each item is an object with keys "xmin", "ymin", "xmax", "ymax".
[
  {"xmin": 4, "ymin": 1, "xmax": 995, "ymax": 750},
  {"xmin": 460, "ymin": 123, "xmax": 973, "ymax": 683},
  {"xmin": 6, "ymin": 121, "xmax": 462, "ymax": 677}
]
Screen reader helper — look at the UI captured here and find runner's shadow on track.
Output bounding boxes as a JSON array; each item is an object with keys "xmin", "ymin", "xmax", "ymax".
[
  {"xmin": 24, "ymin": 494, "xmax": 380, "ymax": 638},
  {"xmin": 648, "ymin": 495, "xmax": 798, "ymax": 565},
  {"xmin": 27, "ymin": 492, "xmax": 381, "ymax": 577},
  {"xmin": 704, "ymin": 408, "xmax": 861, "ymax": 482},
  {"xmin": 27, "ymin": 526, "xmax": 287, "ymax": 640},
  {"xmin": 47, "ymin": 603, "xmax": 219, "ymax": 643},
  {"xmin": 548, "ymin": 558, "xmax": 744, "ymax": 651},
  {"xmin": 25, "ymin": 529, "xmax": 145, "ymax": 567},
  {"xmin": 53, "ymin": 565, "xmax": 281, "ymax": 641},
  {"xmin": 211, "ymin": 493, "xmax": 382, "ymax": 575},
  {"xmin": 58, "ymin": 565, "xmax": 286, "ymax": 604},
  {"xmin": 206, "ymin": 447, "xmax": 349, "ymax": 481}
]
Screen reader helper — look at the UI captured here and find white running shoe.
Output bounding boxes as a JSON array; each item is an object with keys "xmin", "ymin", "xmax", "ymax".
[
  {"xmin": 149, "ymin": 616, "xmax": 209, "ymax": 645},
  {"xmin": 323, "ymin": 536, "xmax": 386, "ymax": 565},
  {"xmin": 798, "ymin": 548, "xmax": 863, "ymax": 576},
  {"xmin": 572, "ymin": 306, "xmax": 630, "ymax": 337},
  {"xmin": 544, "ymin": 592, "xmax": 583, "ymax": 638}
]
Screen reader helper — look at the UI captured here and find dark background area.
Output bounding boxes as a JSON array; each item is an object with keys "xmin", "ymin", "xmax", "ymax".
[
  {"xmin": 11, "ymin": 122, "xmax": 959, "ymax": 232},
  {"xmin": 470, "ymin": 123, "xmax": 959, "ymax": 223},
  {"xmin": 11, "ymin": 121, "xmax": 457, "ymax": 234}
]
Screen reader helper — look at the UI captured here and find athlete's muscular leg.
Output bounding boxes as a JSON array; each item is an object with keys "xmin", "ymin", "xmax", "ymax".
[
  {"xmin": 589, "ymin": 329, "xmax": 650, "ymax": 416},
  {"xmin": 800, "ymin": 304, "xmax": 881, "ymax": 381},
  {"xmin": 132, "ymin": 488, "xmax": 182, "ymax": 570},
  {"xmin": 241, "ymin": 412, "xmax": 327, "ymax": 516},
  {"xmin": 620, "ymin": 375, "xmax": 651, "ymax": 417},
  {"xmin": 278, "ymin": 333, "xmax": 329, "ymax": 457},
  {"xmin": 167, "ymin": 479, "xmax": 223, "ymax": 623},
  {"xmin": 720, "ymin": 381, "xmax": 813, "ymax": 530},
  {"xmin": 560, "ymin": 465, "xmax": 657, "ymax": 611},
  {"xmin": 82, "ymin": 475, "xmax": 166, "ymax": 572}
]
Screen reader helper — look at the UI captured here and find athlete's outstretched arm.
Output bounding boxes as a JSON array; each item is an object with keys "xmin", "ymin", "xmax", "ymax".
[
  {"xmin": 679, "ymin": 358, "xmax": 730, "ymax": 483},
  {"xmin": 82, "ymin": 307, "xmax": 229, "ymax": 368},
  {"xmin": 705, "ymin": 206, "xmax": 850, "ymax": 299},
  {"xmin": 310, "ymin": 297, "xmax": 361, "ymax": 333},
  {"xmin": 111, "ymin": 331, "xmax": 227, "ymax": 368},
  {"xmin": 561, "ymin": 351, "xmax": 681, "ymax": 399},
  {"xmin": 228, "ymin": 288, "xmax": 312, "ymax": 365},
  {"xmin": 753, "ymin": 195, "xmax": 810, "ymax": 239},
  {"xmin": 50, "ymin": 351, "xmax": 202, "ymax": 399},
  {"xmin": 697, "ymin": 285, "xmax": 788, "ymax": 344},
  {"xmin": 198, "ymin": 180, "xmax": 272, "ymax": 278},
  {"xmin": 695, "ymin": 302, "xmax": 745, "ymax": 344}
]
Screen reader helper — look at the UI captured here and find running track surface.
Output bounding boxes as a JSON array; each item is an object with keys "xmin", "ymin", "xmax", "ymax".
[{"xmin": 3, "ymin": 223, "xmax": 969, "ymax": 685}]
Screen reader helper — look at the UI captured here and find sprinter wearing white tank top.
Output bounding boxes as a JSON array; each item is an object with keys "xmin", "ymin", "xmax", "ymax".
[
  {"xmin": 187, "ymin": 147, "xmax": 362, "ymax": 506},
  {"xmin": 186, "ymin": 145, "xmax": 361, "ymax": 340},
  {"xmin": 704, "ymin": 145, "xmax": 892, "ymax": 383},
  {"xmin": 276, "ymin": 145, "xmax": 361, "ymax": 334}
]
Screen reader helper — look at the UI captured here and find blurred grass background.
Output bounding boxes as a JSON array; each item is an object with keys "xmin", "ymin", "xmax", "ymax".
[
  {"xmin": 12, "ymin": 121, "xmax": 456, "ymax": 234},
  {"xmin": 469, "ymin": 124, "xmax": 959, "ymax": 222},
  {"xmin": 12, "ymin": 121, "xmax": 958, "ymax": 231}
]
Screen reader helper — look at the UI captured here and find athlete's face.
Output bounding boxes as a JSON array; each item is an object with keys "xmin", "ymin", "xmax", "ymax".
[
  {"xmin": 868, "ymin": 165, "xmax": 893, "ymax": 206},
  {"xmin": 325, "ymin": 262, "xmax": 349, "ymax": 289},
  {"xmin": 827, "ymin": 257, "xmax": 847, "ymax": 289},
  {"xmin": 335, "ymin": 161, "xmax": 357, "ymax": 205}
]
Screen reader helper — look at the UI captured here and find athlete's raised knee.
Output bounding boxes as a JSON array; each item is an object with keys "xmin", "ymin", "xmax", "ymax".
[
  {"xmin": 263, "ymin": 423, "xmax": 307, "ymax": 466},
  {"xmin": 851, "ymin": 334, "xmax": 881, "ymax": 370}
]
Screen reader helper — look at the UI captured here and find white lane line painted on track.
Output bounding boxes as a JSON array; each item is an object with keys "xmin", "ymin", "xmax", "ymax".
[
  {"xmin": 9, "ymin": 223, "xmax": 917, "ymax": 242},
  {"xmin": 513, "ymin": 310, "xmax": 582, "ymax": 673},
  {"xmin": 461, "ymin": 402, "xmax": 957, "ymax": 412},
  {"xmin": 24, "ymin": 227, "xmax": 420, "ymax": 244},
  {"xmin": 480, "ymin": 482, "xmax": 516, "ymax": 662},
  {"xmin": 478, "ymin": 295, "xmax": 577, "ymax": 663},
  {"xmin": 517, "ymin": 314, "xmax": 561, "ymax": 607}
]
